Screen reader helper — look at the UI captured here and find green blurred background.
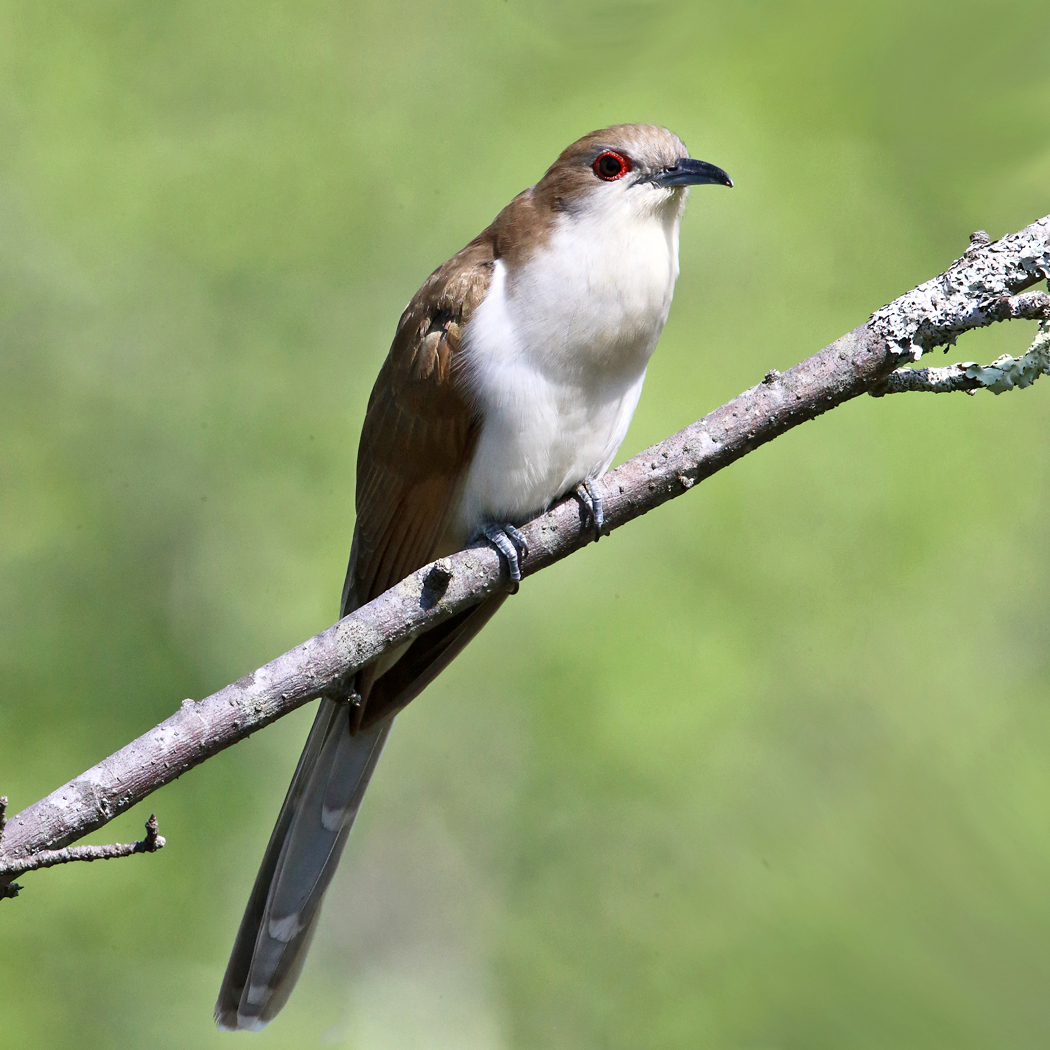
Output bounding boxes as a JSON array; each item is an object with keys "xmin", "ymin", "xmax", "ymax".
[{"xmin": 2, "ymin": 1, "xmax": 1049, "ymax": 1046}]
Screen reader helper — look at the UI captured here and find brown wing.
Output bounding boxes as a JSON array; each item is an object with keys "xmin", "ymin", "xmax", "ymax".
[
  {"xmin": 342, "ymin": 238, "xmax": 494, "ymax": 615},
  {"xmin": 340, "ymin": 235, "xmax": 503, "ymax": 712}
]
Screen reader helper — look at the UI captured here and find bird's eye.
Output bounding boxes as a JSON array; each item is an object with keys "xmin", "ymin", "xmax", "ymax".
[{"xmin": 592, "ymin": 151, "xmax": 631, "ymax": 181}]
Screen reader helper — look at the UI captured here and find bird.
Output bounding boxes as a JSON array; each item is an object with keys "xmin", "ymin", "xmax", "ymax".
[{"xmin": 214, "ymin": 123, "xmax": 732, "ymax": 1031}]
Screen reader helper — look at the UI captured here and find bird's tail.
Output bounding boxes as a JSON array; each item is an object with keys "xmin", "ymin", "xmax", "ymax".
[{"xmin": 214, "ymin": 699, "xmax": 391, "ymax": 1031}]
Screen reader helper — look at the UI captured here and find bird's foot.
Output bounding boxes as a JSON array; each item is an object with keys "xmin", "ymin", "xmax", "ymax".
[
  {"xmin": 574, "ymin": 478, "xmax": 605, "ymax": 542},
  {"xmin": 481, "ymin": 522, "xmax": 529, "ymax": 593}
]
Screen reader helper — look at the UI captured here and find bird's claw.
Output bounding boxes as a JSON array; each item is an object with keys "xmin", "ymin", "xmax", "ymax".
[
  {"xmin": 482, "ymin": 522, "xmax": 529, "ymax": 592},
  {"xmin": 574, "ymin": 478, "xmax": 604, "ymax": 541}
]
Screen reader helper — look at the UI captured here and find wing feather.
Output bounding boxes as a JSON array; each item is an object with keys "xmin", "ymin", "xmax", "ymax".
[{"xmin": 342, "ymin": 241, "xmax": 494, "ymax": 616}]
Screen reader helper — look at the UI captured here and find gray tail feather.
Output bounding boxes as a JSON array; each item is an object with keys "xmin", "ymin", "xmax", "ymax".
[{"xmin": 214, "ymin": 699, "xmax": 391, "ymax": 1031}]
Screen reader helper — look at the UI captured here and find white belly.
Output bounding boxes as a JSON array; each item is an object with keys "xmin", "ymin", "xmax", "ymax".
[
  {"xmin": 456, "ymin": 203, "xmax": 680, "ymax": 533},
  {"xmin": 458, "ymin": 344, "xmax": 647, "ymax": 529}
]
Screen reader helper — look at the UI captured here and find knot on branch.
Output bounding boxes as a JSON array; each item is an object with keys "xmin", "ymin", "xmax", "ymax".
[
  {"xmin": 420, "ymin": 559, "xmax": 454, "ymax": 610},
  {"xmin": 137, "ymin": 814, "xmax": 164, "ymax": 854}
]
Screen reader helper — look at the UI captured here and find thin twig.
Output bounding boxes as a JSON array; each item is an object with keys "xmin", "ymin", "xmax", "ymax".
[
  {"xmin": 872, "ymin": 364, "xmax": 988, "ymax": 396},
  {"xmin": 0, "ymin": 214, "xmax": 1047, "ymax": 873},
  {"xmin": 0, "ymin": 815, "xmax": 164, "ymax": 882}
]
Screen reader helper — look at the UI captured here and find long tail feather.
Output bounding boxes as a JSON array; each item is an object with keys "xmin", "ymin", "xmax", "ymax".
[
  {"xmin": 214, "ymin": 701, "xmax": 391, "ymax": 1031},
  {"xmin": 215, "ymin": 594, "xmax": 506, "ymax": 1030}
]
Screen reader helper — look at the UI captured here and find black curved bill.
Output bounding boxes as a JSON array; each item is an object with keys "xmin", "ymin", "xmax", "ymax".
[{"xmin": 655, "ymin": 158, "xmax": 733, "ymax": 188}]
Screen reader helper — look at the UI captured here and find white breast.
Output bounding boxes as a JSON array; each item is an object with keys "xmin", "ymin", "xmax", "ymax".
[{"xmin": 456, "ymin": 195, "xmax": 682, "ymax": 534}]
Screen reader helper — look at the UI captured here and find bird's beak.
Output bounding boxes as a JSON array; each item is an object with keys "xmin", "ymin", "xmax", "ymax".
[{"xmin": 654, "ymin": 158, "xmax": 733, "ymax": 188}]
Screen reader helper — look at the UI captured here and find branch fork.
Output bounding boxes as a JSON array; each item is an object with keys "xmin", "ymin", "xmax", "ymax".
[{"xmin": 0, "ymin": 811, "xmax": 165, "ymax": 898}]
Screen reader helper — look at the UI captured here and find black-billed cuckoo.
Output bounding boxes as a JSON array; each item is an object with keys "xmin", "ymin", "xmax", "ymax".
[{"xmin": 215, "ymin": 123, "xmax": 731, "ymax": 1030}]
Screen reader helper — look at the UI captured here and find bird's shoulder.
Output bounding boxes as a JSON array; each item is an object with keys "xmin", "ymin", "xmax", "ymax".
[
  {"xmin": 379, "ymin": 184, "xmax": 553, "ymax": 390},
  {"xmin": 382, "ymin": 236, "xmax": 495, "ymax": 411},
  {"xmin": 346, "ymin": 231, "xmax": 499, "ymax": 613}
]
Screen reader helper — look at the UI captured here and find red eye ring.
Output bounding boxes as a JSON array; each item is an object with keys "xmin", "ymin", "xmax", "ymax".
[{"xmin": 592, "ymin": 150, "xmax": 631, "ymax": 181}]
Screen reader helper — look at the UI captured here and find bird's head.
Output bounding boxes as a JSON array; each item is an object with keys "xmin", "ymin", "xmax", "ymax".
[{"xmin": 534, "ymin": 123, "xmax": 732, "ymax": 223}]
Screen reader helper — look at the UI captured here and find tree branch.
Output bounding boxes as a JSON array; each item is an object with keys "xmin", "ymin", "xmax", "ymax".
[{"xmin": 2, "ymin": 214, "xmax": 1048, "ymax": 887}]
